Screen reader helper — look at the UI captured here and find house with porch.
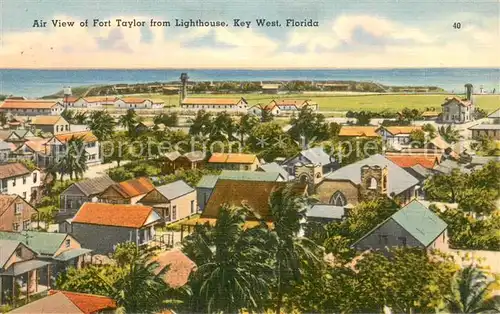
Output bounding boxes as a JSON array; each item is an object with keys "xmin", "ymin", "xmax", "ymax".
[
  {"xmin": 376, "ymin": 126, "xmax": 423, "ymax": 148},
  {"xmin": 58, "ymin": 175, "xmax": 115, "ymax": 220},
  {"xmin": 99, "ymin": 177, "xmax": 155, "ymax": 204},
  {"xmin": 441, "ymin": 95, "xmax": 474, "ymax": 124},
  {"xmin": 0, "ymin": 195, "xmax": 38, "ymax": 232},
  {"xmin": 0, "ymin": 163, "xmax": 43, "ymax": 203},
  {"xmin": 353, "ymin": 200, "xmax": 448, "ymax": 252},
  {"xmin": 164, "ymin": 151, "xmax": 206, "ymax": 174},
  {"xmin": 29, "ymin": 116, "xmax": 70, "ymax": 135},
  {"xmin": 44, "ymin": 131, "xmax": 101, "ymax": 167},
  {"xmin": 9, "ymin": 290, "xmax": 117, "ymax": 313},
  {"xmin": 180, "ymin": 97, "xmax": 248, "ymax": 112},
  {"xmin": 138, "ymin": 180, "xmax": 197, "ymax": 223},
  {"xmin": 70, "ymin": 203, "xmax": 161, "ymax": 254},
  {"xmin": 0, "ymin": 240, "xmax": 52, "ymax": 306},
  {"xmin": 316, "ymin": 154, "xmax": 420, "ymax": 207},
  {"xmin": 0, "ymin": 231, "xmax": 91, "ymax": 282}
]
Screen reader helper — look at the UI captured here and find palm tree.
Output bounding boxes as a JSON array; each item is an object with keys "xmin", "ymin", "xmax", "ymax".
[
  {"xmin": 61, "ymin": 109, "xmax": 76, "ymax": 123},
  {"xmin": 439, "ymin": 125, "xmax": 462, "ymax": 144},
  {"xmin": 74, "ymin": 111, "xmax": 88, "ymax": 124},
  {"xmin": 56, "ymin": 136, "xmax": 88, "ymax": 180},
  {"xmin": 88, "ymin": 110, "xmax": 115, "ymax": 141},
  {"xmin": 183, "ymin": 206, "xmax": 273, "ymax": 313},
  {"xmin": 446, "ymin": 265, "xmax": 500, "ymax": 313},
  {"xmin": 119, "ymin": 109, "xmax": 140, "ymax": 137},
  {"xmin": 104, "ymin": 243, "xmax": 179, "ymax": 313},
  {"xmin": 268, "ymin": 184, "xmax": 322, "ymax": 314},
  {"xmin": 237, "ymin": 113, "xmax": 259, "ymax": 145}
]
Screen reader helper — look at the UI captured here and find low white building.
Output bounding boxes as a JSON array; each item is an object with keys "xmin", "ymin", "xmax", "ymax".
[
  {"xmin": 0, "ymin": 162, "xmax": 43, "ymax": 202},
  {"xmin": 180, "ymin": 97, "xmax": 248, "ymax": 112},
  {"xmin": 114, "ymin": 97, "xmax": 164, "ymax": 109},
  {"xmin": 0, "ymin": 100, "xmax": 64, "ymax": 116},
  {"xmin": 72, "ymin": 96, "xmax": 118, "ymax": 108},
  {"xmin": 263, "ymin": 99, "xmax": 318, "ymax": 115}
]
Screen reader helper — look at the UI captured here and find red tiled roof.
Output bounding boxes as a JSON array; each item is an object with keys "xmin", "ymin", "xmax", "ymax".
[
  {"xmin": 442, "ymin": 96, "xmax": 473, "ymax": 107},
  {"xmin": 208, "ymin": 153, "xmax": 257, "ymax": 164},
  {"xmin": 154, "ymin": 249, "xmax": 197, "ymax": 288},
  {"xmin": 0, "ymin": 162, "xmax": 30, "ymax": 179},
  {"xmin": 55, "ymin": 131, "xmax": 97, "ymax": 143},
  {"xmin": 386, "ymin": 155, "xmax": 439, "ymax": 169},
  {"xmin": 49, "ymin": 290, "xmax": 117, "ymax": 314},
  {"xmin": 73, "ymin": 203, "xmax": 154, "ymax": 228},
  {"xmin": 381, "ymin": 126, "xmax": 423, "ymax": 135},
  {"xmin": 82, "ymin": 96, "xmax": 118, "ymax": 103},
  {"xmin": 181, "ymin": 98, "xmax": 244, "ymax": 106},
  {"xmin": 115, "ymin": 177, "xmax": 155, "ymax": 198},
  {"xmin": 264, "ymin": 99, "xmax": 316, "ymax": 110},
  {"xmin": 0, "ymin": 99, "xmax": 61, "ymax": 109},
  {"xmin": 339, "ymin": 126, "xmax": 379, "ymax": 137},
  {"xmin": 30, "ymin": 116, "xmax": 65, "ymax": 125}
]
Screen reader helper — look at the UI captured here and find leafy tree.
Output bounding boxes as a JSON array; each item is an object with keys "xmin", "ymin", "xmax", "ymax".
[
  {"xmin": 260, "ymin": 106, "xmax": 274, "ymax": 122},
  {"xmin": 101, "ymin": 135, "xmax": 130, "ymax": 167},
  {"xmin": 439, "ymin": 125, "xmax": 462, "ymax": 143},
  {"xmin": 473, "ymin": 107, "xmax": 489, "ymax": 120},
  {"xmin": 409, "ymin": 129, "xmax": 426, "ymax": 148},
  {"xmin": 74, "ymin": 111, "xmax": 88, "ymax": 124},
  {"xmin": 154, "ymin": 112, "xmax": 179, "ymax": 127},
  {"xmin": 61, "ymin": 109, "xmax": 76, "ymax": 124},
  {"xmin": 424, "ymin": 168, "xmax": 465, "ymax": 203},
  {"xmin": 332, "ymin": 137, "xmax": 383, "ymax": 166},
  {"xmin": 353, "ymin": 111, "xmax": 375, "ymax": 126},
  {"xmin": 119, "ymin": 109, "xmax": 140, "ymax": 137},
  {"xmin": 189, "ymin": 110, "xmax": 213, "ymax": 137},
  {"xmin": 288, "ymin": 107, "xmax": 329, "ymax": 145},
  {"xmin": 247, "ymin": 122, "xmax": 299, "ymax": 161},
  {"xmin": 471, "ymin": 134, "xmax": 499, "ymax": 156},
  {"xmin": 237, "ymin": 113, "xmax": 259, "ymax": 145},
  {"xmin": 399, "ymin": 107, "xmax": 422, "ymax": 124},
  {"xmin": 56, "ymin": 265, "xmax": 124, "ymax": 296},
  {"xmin": 88, "ymin": 111, "xmax": 115, "ymax": 141},
  {"xmin": 268, "ymin": 184, "xmax": 321, "ymax": 314},
  {"xmin": 423, "ymin": 123, "xmax": 437, "ymax": 138},
  {"xmin": 211, "ymin": 111, "xmax": 236, "ymax": 142},
  {"xmin": 446, "ymin": 265, "xmax": 500, "ymax": 313},
  {"xmin": 183, "ymin": 206, "xmax": 273, "ymax": 313}
]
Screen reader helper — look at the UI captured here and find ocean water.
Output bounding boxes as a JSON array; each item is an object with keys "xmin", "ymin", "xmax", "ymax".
[{"xmin": 0, "ymin": 68, "xmax": 498, "ymax": 98}]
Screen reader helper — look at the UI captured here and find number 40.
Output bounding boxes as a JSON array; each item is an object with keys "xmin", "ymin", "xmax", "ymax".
[{"xmin": 453, "ymin": 22, "xmax": 461, "ymax": 29}]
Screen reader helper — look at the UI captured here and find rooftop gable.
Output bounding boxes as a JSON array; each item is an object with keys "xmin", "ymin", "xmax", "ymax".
[
  {"xmin": 0, "ymin": 231, "xmax": 68, "ymax": 256},
  {"xmin": 0, "ymin": 162, "xmax": 30, "ymax": 179},
  {"xmin": 155, "ymin": 180, "xmax": 195, "ymax": 200},
  {"xmin": 72, "ymin": 203, "xmax": 156, "ymax": 228}
]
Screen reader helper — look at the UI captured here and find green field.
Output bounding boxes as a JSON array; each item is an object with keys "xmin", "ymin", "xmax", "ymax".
[{"xmin": 132, "ymin": 93, "xmax": 500, "ymax": 113}]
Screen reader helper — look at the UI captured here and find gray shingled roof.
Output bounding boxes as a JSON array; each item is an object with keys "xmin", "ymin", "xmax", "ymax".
[
  {"xmin": 156, "ymin": 180, "xmax": 194, "ymax": 200},
  {"xmin": 405, "ymin": 164, "xmax": 432, "ymax": 181},
  {"xmin": 74, "ymin": 175, "xmax": 115, "ymax": 197},
  {"xmin": 301, "ymin": 147, "xmax": 332, "ymax": 166},
  {"xmin": 306, "ymin": 205, "xmax": 345, "ymax": 219},
  {"xmin": 258, "ymin": 162, "xmax": 289, "ymax": 180},
  {"xmin": 434, "ymin": 159, "xmax": 471, "ymax": 174},
  {"xmin": 324, "ymin": 154, "xmax": 419, "ymax": 196},
  {"xmin": 197, "ymin": 175, "xmax": 219, "ymax": 189},
  {"xmin": 0, "ymin": 239, "xmax": 21, "ymax": 268}
]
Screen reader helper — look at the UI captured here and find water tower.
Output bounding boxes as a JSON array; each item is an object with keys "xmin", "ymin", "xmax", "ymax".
[
  {"xmin": 179, "ymin": 73, "xmax": 189, "ymax": 105},
  {"xmin": 63, "ymin": 86, "xmax": 72, "ymax": 109}
]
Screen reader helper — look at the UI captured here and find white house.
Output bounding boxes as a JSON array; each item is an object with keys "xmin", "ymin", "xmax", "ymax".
[
  {"xmin": 0, "ymin": 162, "xmax": 43, "ymax": 202},
  {"xmin": 263, "ymin": 99, "xmax": 318, "ymax": 115},
  {"xmin": 376, "ymin": 126, "xmax": 423, "ymax": 148},
  {"xmin": 180, "ymin": 97, "xmax": 248, "ymax": 112},
  {"xmin": 441, "ymin": 85, "xmax": 475, "ymax": 124},
  {"xmin": 45, "ymin": 131, "xmax": 101, "ymax": 166},
  {"xmin": 72, "ymin": 96, "xmax": 118, "ymax": 108},
  {"xmin": 114, "ymin": 97, "xmax": 164, "ymax": 109},
  {"xmin": 0, "ymin": 100, "xmax": 64, "ymax": 116}
]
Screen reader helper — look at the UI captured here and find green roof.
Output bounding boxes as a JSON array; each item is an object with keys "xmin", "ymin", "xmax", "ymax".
[
  {"xmin": 196, "ymin": 175, "xmax": 219, "ymax": 189},
  {"xmin": 54, "ymin": 248, "xmax": 93, "ymax": 261},
  {"xmin": 391, "ymin": 200, "xmax": 447, "ymax": 247},
  {"xmin": 219, "ymin": 170, "xmax": 282, "ymax": 182},
  {"xmin": 0, "ymin": 231, "xmax": 67, "ymax": 256}
]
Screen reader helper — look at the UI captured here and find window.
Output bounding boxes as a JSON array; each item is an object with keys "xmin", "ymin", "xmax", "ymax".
[
  {"xmin": 398, "ymin": 237, "xmax": 407, "ymax": 246},
  {"xmin": 378, "ymin": 235, "xmax": 388, "ymax": 245},
  {"xmin": 12, "ymin": 223, "xmax": 20, "ymax": 232},
  {"xmin": 172, "ymin": 205, "xmax": 177, "ymax": 220},
  {"xmin": 15, "ymin": 203, "xmax": 23, "ymax": 215},
  {"xmin": 204, "ymin": 193, "xmax": 208, "ymax": 205},
  {"xmin": 12, "ymin": 178, "xmax": 16, "ymax": 187},
  {"xmin": 190, "ymin": 200, "xmax": 195, "ymax": 214},
  {"xmin": 22, "ymin": 192, "xmax": 27, "ymax": 199},
  {"xmin": 65, "ymin": 239, "xmax": 71, "ymax": 248},
  {"xmin": 23, "ymin": 220, "xmax": 30, "ymax": 230},
  {"xmin": 244, "ymin": 165, "xmax": 249, "ymax": 170},
  {"xmin": 23, "ymin": 176, "xmax": 27, "ymax": 184},
  {"xmin": 33, "ymin": 173, "xmax": 38, "ymax": 183},
  {"xmin": 382, "ymin": 174, "xmax": 387, "ymax": 191},
  {"xmin": 330, "ymin": 191, "xmax": 347, "ymax": 206}
]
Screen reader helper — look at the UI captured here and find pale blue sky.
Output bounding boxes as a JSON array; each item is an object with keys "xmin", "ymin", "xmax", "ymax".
[{"xmin": 0, "ymin": 0, "xmax": 498, "ymax": 68}]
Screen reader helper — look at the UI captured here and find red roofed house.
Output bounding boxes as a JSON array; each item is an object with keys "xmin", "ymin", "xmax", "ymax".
[
  {"xmin": 0, "ymin": 99, "xmax": 64, "ymax": 116},
  {"xmin": 386, "ymin": 155, "xmax": 440, "ymax": 169},
  {"xmin": 180, "ymin": 97, "xmax": 248, "ymax": 112},
  {"xmin": 70, "ymin": 202, "xmax": 161, "ymax": 254},
  {"xmin": 9, "ymin": 290, "xmax": 117, "ymax": 314},
  {"xmin": 441, "ymin": 84, "xmax": 475, "ymax": 124},
  {"xmin": 99, "ymin": 177, "xmax": 155, "ymax": 204},
  {"xmin": 264, "ymin": 99, "xmax": 318, "ymax": 115},
  {"xmin": 207, "ymin": 153, "xmax": 260, "ymax": 171},
  {"xmin": 45, "ymin": 131, "xmax": 101, "ymax": 166},
  {"xmin": 115, "ymin": 97, "xmax": 164, "ymax": 109}
]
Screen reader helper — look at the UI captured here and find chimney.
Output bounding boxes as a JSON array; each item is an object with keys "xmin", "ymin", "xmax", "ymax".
[
  {"xmin": 179, "ymin": 73, "xmax": 189, "ymax": 105},
  {"xmin": 465, "ymin": 83, "xmax": 473, "ymax": 102}
]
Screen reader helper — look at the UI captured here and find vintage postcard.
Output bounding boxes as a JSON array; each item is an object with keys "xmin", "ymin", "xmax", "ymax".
[{"xmin": 0, "ymin": 0, "xmax": 499, "ymax": 313}]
